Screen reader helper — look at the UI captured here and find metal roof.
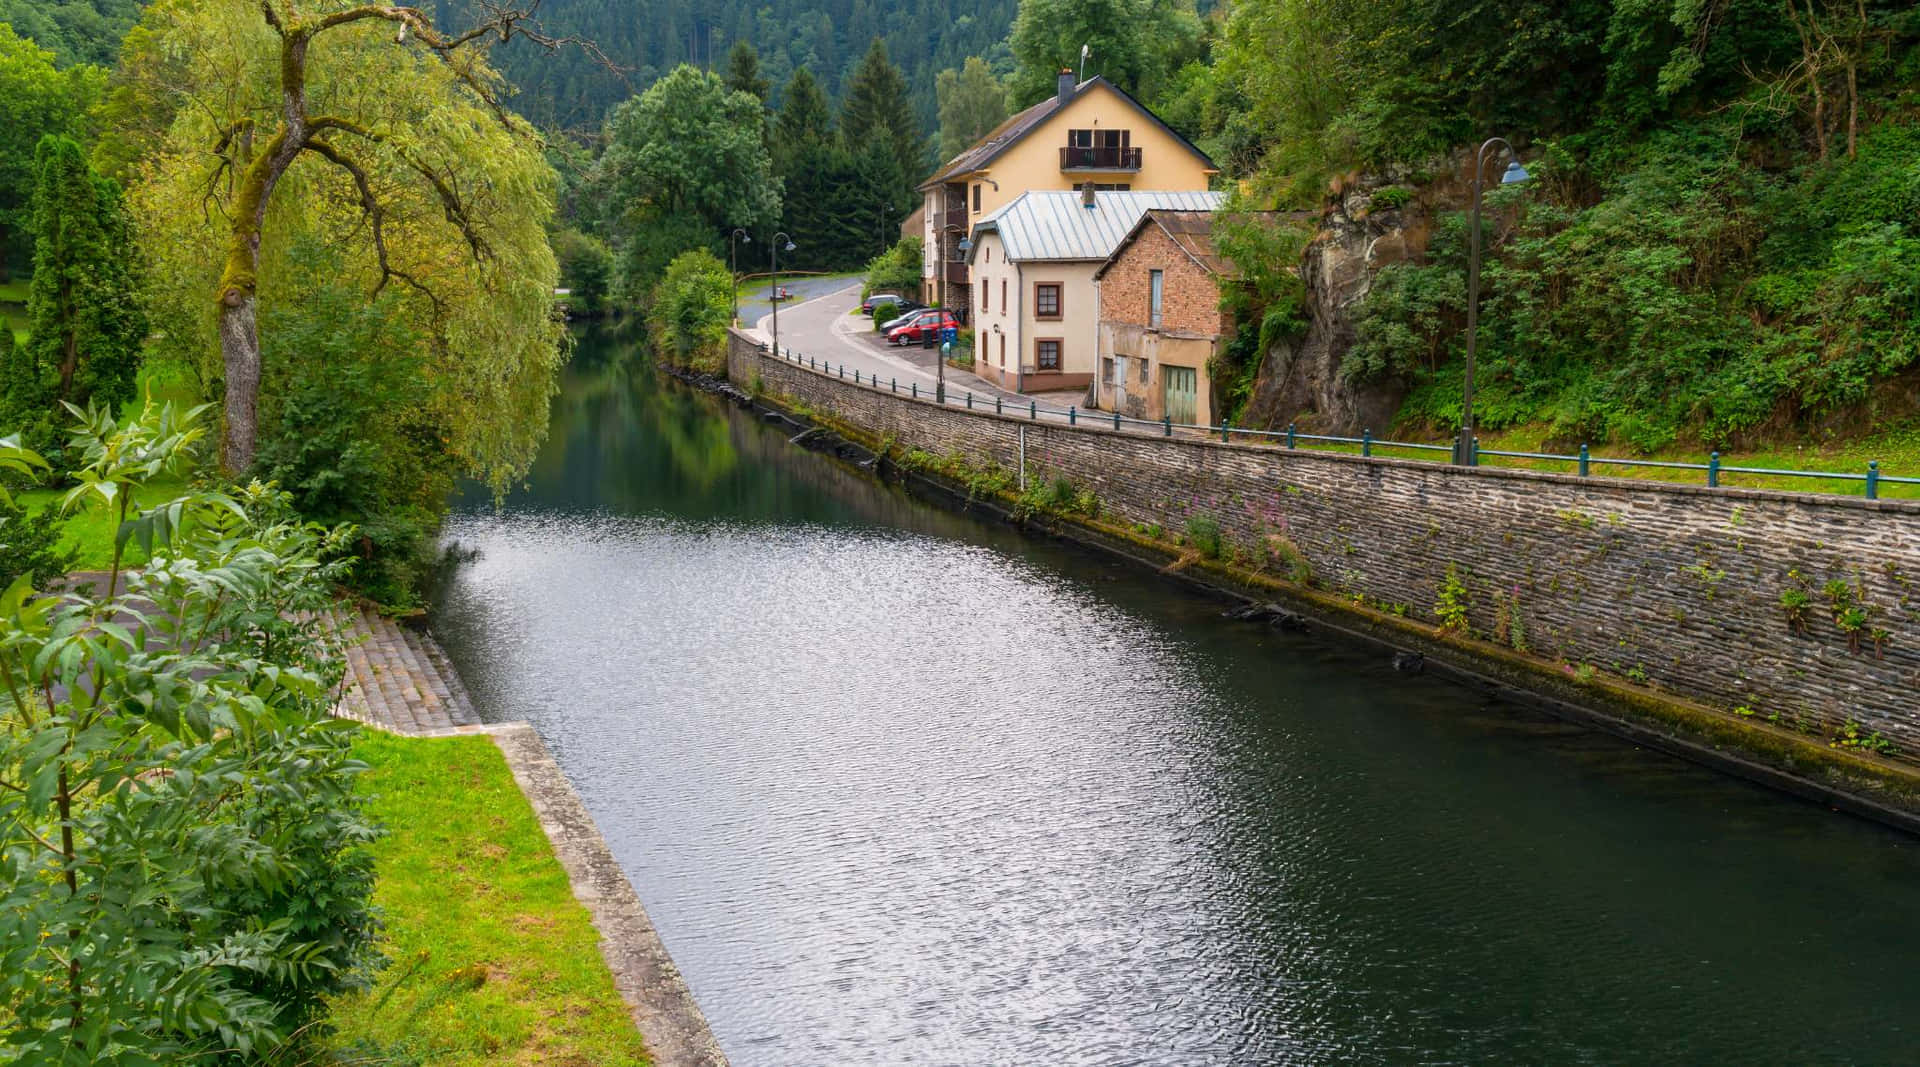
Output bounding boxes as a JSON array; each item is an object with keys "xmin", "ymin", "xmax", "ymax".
[{"xmin": 968, "ymin": 190, "xmax": 1228, "ymax": 263}]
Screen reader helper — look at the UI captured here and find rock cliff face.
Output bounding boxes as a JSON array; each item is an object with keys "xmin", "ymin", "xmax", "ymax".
[{"xmin": 1241, "ymin": 159, "xmax": 1470, "ymax": 436}]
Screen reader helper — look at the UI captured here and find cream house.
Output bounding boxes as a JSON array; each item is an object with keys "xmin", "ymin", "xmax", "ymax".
[
  {"xmin": 917, "ymin": 70, "xmax": 1218, "ymax": 324},
  {"xmin": 966, "ymin": 189, "xmax": 1226, "ymax": 394}
]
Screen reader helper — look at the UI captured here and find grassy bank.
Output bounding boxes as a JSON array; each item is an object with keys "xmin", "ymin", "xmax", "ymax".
[{"xmin": 326, "ymin": 732, "xmax": 650, "ymax": 1065}]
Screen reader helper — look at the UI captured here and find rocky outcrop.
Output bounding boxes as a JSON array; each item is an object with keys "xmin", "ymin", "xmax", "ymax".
[{"xmin": 1241, "ymin": 157, "xmax": 1472, "ymax": 436}]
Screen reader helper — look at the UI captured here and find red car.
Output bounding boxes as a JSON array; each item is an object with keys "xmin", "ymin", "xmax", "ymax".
[{"xmin": 886, "ymin": 310, "xmax": 958, "ymax": 345}]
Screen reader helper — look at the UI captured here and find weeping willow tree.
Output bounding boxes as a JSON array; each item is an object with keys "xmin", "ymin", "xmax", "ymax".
[{"xmin": 113, "ymin": 0, "xmax": 571, "ymax": 486}]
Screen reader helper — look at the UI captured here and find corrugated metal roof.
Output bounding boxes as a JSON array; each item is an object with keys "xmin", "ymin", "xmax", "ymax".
[{"xmin": 970, "ymin": 190, "xmax": 1228, "ymax": 262}]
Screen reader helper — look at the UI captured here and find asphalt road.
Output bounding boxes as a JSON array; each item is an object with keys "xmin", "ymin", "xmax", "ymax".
[{"xmin": 746, "ymin": 282, "xmax": 1104, "ymax": 424}]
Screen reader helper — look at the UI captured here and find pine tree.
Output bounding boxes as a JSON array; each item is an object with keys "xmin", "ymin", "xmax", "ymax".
[
  {"xmin": 724, "ymin": 40, "xmax": 770, "ymax": 103},
  {"xmin": 840, "ymin": 38, "xmax": 925, "ymax": 186},
  {"xmin": 774, "ymin": 68, "xmax": 835, "ymax": 165},
  {"xmin": 3, "ymin": 135, "xmax": 144, "ymax": 433}
]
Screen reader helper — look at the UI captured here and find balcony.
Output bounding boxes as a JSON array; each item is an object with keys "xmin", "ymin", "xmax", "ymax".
[
  {"xmin": 1060, "ymin": 145, "xmax": 1142, "ymax": 171},
  {"xmin": 943, "ymin": 259, "xmax": 969, "ymax": 285}
]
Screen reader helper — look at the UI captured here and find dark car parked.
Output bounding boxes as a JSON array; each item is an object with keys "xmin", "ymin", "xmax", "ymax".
[{"xmin": 863, "ymin": 291, "xmax": 921, "ymax": 315}]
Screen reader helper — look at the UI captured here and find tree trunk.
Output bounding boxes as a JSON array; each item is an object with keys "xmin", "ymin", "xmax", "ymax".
[{"xmin": 219, "ymin": 291, "xmax": 261, "ymax": 472}]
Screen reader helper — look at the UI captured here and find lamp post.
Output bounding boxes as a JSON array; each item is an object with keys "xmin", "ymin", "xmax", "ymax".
[
  {"xmin": 1456, "ymin": 137, "xmax": 1530, "ymax": 466},
  {"xmin": 729, "ymin": 228, "xmax": 751, "ymax": 325},
  {"xmin": 878, "ymin": 203, "xmax": 891, "ymax": 258},
  {"xmin": 770, "ymin": 231, "xmax": 795, "ymax": 357}
]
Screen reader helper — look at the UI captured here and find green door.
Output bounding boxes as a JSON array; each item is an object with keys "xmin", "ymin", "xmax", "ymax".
[{"xmin": 1163, "ymin": 365, "xmax": 1198, "ymax": 425}]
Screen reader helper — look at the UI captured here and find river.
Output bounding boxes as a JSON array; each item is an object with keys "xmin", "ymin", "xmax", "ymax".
[{"xmin": 431, "ymin": 327, "xmax": 1920, "ymax": 1065}]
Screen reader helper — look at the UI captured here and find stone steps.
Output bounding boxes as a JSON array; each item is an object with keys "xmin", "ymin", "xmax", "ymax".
[{"xmin": 330, "ymin": 604, "xmax": 481, "ymax": 734}]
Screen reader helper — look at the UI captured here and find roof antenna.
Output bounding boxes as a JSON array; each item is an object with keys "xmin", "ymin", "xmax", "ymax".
[{"xmin": 1078, "ymin": 43, "xmax": 1089, "ymax": 84}]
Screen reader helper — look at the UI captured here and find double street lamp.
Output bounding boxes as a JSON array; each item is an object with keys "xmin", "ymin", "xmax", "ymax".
[
  {"xmin": 1455, "ymin": 136, "xmax": 1530, "ymax": 466},
  {"xmin": 769, "ymin": 231, "xmax": 795, "ymax": 356},
  {"xmin": 729, "ymin": 227, "xmax": 751, "ymax": 326}
]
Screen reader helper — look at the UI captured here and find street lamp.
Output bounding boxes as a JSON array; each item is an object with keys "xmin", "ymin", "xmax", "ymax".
[
  {"xmin": 729, "ymin": 228, "xmax": 751, "ymax": 325},
  {"xmin": 1456, "ymin": 137, "xmax": 1531, "ymax": 466},
  {"xmin": 878, "ymin": 202, "xmax": 891, "ymax": 258},
  {"xmin": 769, "ymin": 232, "xmax": 795, "ymax": 357}
]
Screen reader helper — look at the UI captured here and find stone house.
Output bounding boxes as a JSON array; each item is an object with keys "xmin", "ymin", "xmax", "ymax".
[
  {"xmin": 916, "ymin": 70, "xmax": 1217, "ymax": 324},
  {"xmin": 1091, "ymin": 209, "xmax": 1246, "ymax": 424},
  {"xmin": 965, "ymin": 189, "xmax": 1225, "ymax": 394}
]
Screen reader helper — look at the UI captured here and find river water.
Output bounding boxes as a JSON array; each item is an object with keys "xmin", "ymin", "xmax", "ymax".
[{"xmin": 432, "ymin": 329, "xmax": 1920, "ymax": 1066}]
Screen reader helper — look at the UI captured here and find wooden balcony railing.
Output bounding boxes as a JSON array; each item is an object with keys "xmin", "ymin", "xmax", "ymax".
[{"xmin": 1060, "ymin": 145, "xmax": 1143, "ymax": 170}]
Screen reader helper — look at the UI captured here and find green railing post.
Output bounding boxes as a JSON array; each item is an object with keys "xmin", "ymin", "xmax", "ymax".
[
  {"xmin": 1866, "ymin": 461, "xmax": 1880, "ymax": 500},
  {"xmin": 892, "ymin": 377, "xmax": 897, "ymax": 393},
  {"xmin": 1222, "ymin": 420, "xmax": 1231, "ymax": 443},
  {"xmin": 912, "ymin": 382, "xmax": 918, "ymax": 398},
  {"xmin": 1471, "ymin": 436, "xmax": 1480, "ymax": 466},
  {"xmin": 967, "ymin": 392, "xmax": 974, "ymax": 409},
  {"xmin": 1708, "ymin": 451, "xmax": 1720, "ymax": 488},
  {"xmin": 1163, "ymin": 415, "xmax": 1172, "ymax": 437},
  {"xmin": 854, "ymin": 369, "xmax": 861, "ymax": 384},
  {"xmin": 1069, "ymin": 406, "xmax": 1077, "ymax": 426},
  {"xmin": 1362, "ymin": 428, "xmax": 1372, "ymax": 457},
  {"xmin": 996, "ymin": 396, "xmax": 1003, "ymax": 415},
  {"xmin": 1286, "ymin": 423, "xmax": 1296, "ymax": 449},
  {"xmin": 1030, "ymin": 400, "xmax": 1037, "ymax": 420},
  {"xmin": 1578, "ymin": 444, "xmax": 1590, "ymax": 477},
  {"xmin": 838, "ymin": 365, "xmax": 844, "ymax": 379},
  {"xmin": 1113, "ymin": 410, "xmax": 1121, "ymax": 430}
]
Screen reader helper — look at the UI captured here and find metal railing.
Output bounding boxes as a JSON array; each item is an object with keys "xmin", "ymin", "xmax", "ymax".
[
  {"xmin": 1060, "ymin": 145, "xmax": 1143, "ymax": 170},
  {"xmin": 757, "ymin": 343, "xmax": 1918, "ymax": 502}
]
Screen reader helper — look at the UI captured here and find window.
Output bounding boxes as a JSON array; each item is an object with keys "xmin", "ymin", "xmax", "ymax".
[
  {"xmin": 1035, "ymin": 283, "xmax": 1062, "ymax": 319},
  {"xmin": 1000, "ymin": 279, "xmax": 1006, "ymax": 307},
  {"xmin": 1037, "ymin": 339, "xmax": 1061, "ymax": 371},
  {"xmin": 1139, "ymin": 357, "xmax": 1150, "ymax": 384},
  {"xmin": 973, "ymin": 183, "xmax": 982, "ymax": 212},
  {"xmin": 1149, "ymin": 269, "xmax": 1164, "ymax": 329},
  {"xmin": 1103, "ymin": 357, "xmax": 1116, "ymax": 385},
  {"xmin": 980, "ymin": 279, "xmax": 988, "ymax": 312},
  {"xmin": 998, "ymin": 333, "xmax": 1006, "ymax": 366},
  {"xmin": 1092, "ymin": 182, "xmax": 1131, "ymax": 192}
]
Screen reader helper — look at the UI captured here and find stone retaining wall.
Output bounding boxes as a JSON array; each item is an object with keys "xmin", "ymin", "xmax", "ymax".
[{"xmin": 729, "ymin": 330, "xmax": 1920, "ymax": 751}]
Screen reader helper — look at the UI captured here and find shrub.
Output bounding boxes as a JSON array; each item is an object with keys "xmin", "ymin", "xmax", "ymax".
[
  {"xmin": 0, "ymin": 483, "xmax": 76, "ymax": 589},
  {"xmin": 0, "ymin": 404, "xmax": 383, "ymax": 1062},
  {"xmin": 871, "ymin": 299, "xmax": 900, "ymax": 331},
  {"xmin": 1185, "ymin": 514, "xmax": 1224, "ymax": 559},
  {"xmin": 649, "ymin": 248, "xmax": 734, "ymax": 372},
  {"xmin": 864, "ymin": 235, "xmax": 923, "ymax": 299}
]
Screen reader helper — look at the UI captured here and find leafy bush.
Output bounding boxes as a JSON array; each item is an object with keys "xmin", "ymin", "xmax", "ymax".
[
  {"xmin": 0, "ymin": 404, "xmax": 383, "ymax": 1063},
  {"xmin": 648, "ymin": 248, "xmax": 734, "ymax": 373},
  {"xmin": 1185, "ymin": 514, "xmax": 1224, "ymax": 559},
  {"xmin": 863, "ymin": 235, "xmax": 923, "ymax": 300},
  {"xmin": 254, "ymin": 261, "xmax": 454, "ymax": 610},
  {"xmin": 552, "ymin": 227, "xmax": 614, "ymax": 316},
  {"xmin": 871, "ymin": 299, "xmax": 900, "ymax": 331},
  {"xmin": 0, "ymin": 486, "xmax": 76, "ymax": 589}
]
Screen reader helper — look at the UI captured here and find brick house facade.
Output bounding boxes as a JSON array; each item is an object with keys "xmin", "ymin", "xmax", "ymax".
[{"xmin": 1093, "ymin": 210, "xmax": 1241, "ymax": 423}]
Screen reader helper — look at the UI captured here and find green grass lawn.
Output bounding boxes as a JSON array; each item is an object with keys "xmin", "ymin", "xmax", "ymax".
[
  {"xmin": 18, "ymin": 477, "xmax": 189, "ymax": 571},
  {"xmin": 327, "ymin": 732, "xmax": 651, "ymax": 1066},
  {"xmin": 1232, "ymin": 417, "xmax": 1920, "ymax": 501}
]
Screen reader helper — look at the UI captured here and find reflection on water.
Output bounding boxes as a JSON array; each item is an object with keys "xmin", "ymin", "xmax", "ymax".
[{"xmin": 434, "ymin": 326, "xmax": 1920, "ymax": 1066}]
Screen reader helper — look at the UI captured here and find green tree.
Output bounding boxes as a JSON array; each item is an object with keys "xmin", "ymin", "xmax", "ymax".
[
  {"xmin": 648, "ymin": 248, "xmax": 734, "ymax": 373},
  {"xmin": 936, "ymin": 57, "xmax": 1008, "ymax": 164},
  {"xmin": 6, "ymin": 135, "xmax": 145, "ymax": 432},
  {"xmin": 773, "ymin": 66, "xmax": 834, "ymax": 166},
  {"xmin": 840, "ymin": 38, "xmax": 924, "ymax": 185},
  {"xmin": 725, "ymin": 39, "xmax": 771, "ymax": 103},
  {"xmin": 0, "ymin": 24, "xmax": 102, "ymax": 279},
  {"xmin": 600, "ymin": 64, "xmax": 781, "ymax": 297},
  {"xmin": 1008, "ymin": 0, "xmax": 1201, "ymax": 106},
  {"xmin": 115, "ymin": 0, "xmax": 567, "ymax": 486},
  {"xmin": 552, "ymin": 227, "xmax": 614, "ymax": 316},
  {"xmin": 0, "ymin": 0, "xmax": 141, "ymax": 67}
]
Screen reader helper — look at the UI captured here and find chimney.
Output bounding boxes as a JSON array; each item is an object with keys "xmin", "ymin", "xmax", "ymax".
[
  {"xmin": 1058, "ymin": 68, "xmax": 1075, "ymax": 104},
  {"xmin": 1081, "ymin": 181, "xmax": 1096, "ymax": 209}
]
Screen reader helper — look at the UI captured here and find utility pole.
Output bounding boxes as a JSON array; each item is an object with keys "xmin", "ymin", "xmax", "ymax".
[{"xmin": 729, "ymin": 228, "xmax": 750, "ymax": 325}]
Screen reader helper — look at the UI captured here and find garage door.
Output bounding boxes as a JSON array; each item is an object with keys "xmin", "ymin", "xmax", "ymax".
[{"xmin": 1162, "ymin": 365, "xmax": 1197, "ymax": 425}]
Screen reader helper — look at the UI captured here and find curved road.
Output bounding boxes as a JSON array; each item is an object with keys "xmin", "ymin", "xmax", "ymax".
[{"xmin": 748, "ymin": 282, "xmax": 1112, "ymax": 428}]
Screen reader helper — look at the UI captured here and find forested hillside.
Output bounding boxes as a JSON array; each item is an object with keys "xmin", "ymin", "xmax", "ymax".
[
  {"xmin": 0, "ymin": 0, "xmax": 137, "ymax": 65},
  {"xmin": 1183, "ymin": 0, "xmax": 1920, "ymax": 452},
  {"xmin": 440, "ymin": 0, "xmax": 1018, "ymax": 133}
]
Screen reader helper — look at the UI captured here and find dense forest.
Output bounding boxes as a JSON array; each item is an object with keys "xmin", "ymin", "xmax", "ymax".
[{"xmin": 440, "ymin": 0, "xmax": 1019, "ymax": 135}]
